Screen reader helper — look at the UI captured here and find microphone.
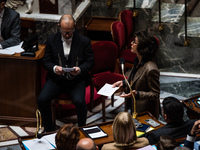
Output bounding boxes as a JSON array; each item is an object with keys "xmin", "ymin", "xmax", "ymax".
[
  {"xmin": 120, "ymin": 58, "xmax": 137, "ymax": 119},
  {"xmin": 120, "ymin": 58, "xmax": 125, "ymax": 73}
]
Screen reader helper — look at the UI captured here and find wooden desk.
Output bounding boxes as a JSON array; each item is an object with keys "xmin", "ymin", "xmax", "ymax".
[
  {"xmin": 85, "ymin": 16, "xmax": 118, "ymax": 41},
  {"xmin": 80, "ymin": 111, "xmax": 164, "ymax": 146},
  {"xmin": 182, "ymin": 94, "xmax": 200, "ymax": 119},
  {"xmin": 0, "ymin": 45, "xmax": 45, "ymax": 126},
  {"xmin": 18, "ymin": 112, "xmax": 164, "ymax": 149}
]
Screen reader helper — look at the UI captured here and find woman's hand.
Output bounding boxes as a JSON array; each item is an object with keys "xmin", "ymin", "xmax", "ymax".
[
  {"xmin": 112, "ymin": 80, "xmax": 123, "ymax": 88},
  {"xmin": 120, "ymin": 90, "xmax": 137, "ymax": 98}
]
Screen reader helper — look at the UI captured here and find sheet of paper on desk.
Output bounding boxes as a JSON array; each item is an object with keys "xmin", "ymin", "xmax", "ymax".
[
  {"xmin": 42, "ymin": 133, "xmax": 56, "ymax": 147},
  {"xmin": 22, "ymin": 138, "xmax": 55, "ymax": 150},
  {"xmin": 0, "ymin": 50, "xmax": 15, "ymax": 55},
  {"xmin": 82, "ymin": 126, "xmax": 108, "ymax": 139},
  {"xmin": 97, "ymin": 83, "xmax": 119, "ymax": 97},
  {"xmin": 6, "ymin": 42, "xmax": 24, "ymax": 53},
  {"xmin": 0, "ymin": 42, "xmax": 24, "ymax": 55},
  {"xmin": 22, "ymin": 133, "xmax": 56, "ymax": 150},
  {"xmin": 62, "ymin": 67, "xmax": 75, "ymax": 72},
  {"xmin": 137, "ymin": 145, "xmax": 156, "ymax": 150}
]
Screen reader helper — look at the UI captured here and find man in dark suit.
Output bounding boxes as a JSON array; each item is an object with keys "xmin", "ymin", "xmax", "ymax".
[
  {"xmin": 147, "ymin": 96, "xmax": 196, "ymax": 145},
  {"xmin": 0, "ymin": 0, "xmax": 20, "ymax": 49},
  {"xmin": 183, "ymin": 119, "xmax": 200, "ymax": 149},
  {"xmin": 37, "ymin": 15, "xmax": 94, "ymax": 132}
]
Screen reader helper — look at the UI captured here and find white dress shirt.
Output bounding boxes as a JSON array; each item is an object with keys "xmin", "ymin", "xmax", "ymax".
[{"xmin": 53, "ymin": 35, "xmax": 73, "ymax": 73}]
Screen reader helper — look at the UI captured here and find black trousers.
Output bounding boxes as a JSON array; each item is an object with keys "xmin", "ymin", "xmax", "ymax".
[{"xmin": 37, "ymin": 78, "xmax": 87, "ymax": 132}]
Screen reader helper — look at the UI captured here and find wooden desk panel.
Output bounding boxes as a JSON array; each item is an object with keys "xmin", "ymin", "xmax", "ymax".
[
  {"xmin": 182, "ymin": 94, "xmax": 200, "ymax": 119},
  {"xmin": 0, "ymin": 45, "xmax": 45, "ymax": 125},
  {"xmin": 18, "ymin": 112, "xmax": 164, "ymax": 149},
  {"xmin": 85, "ymin": 17, "xmax": 118, "ymax": 32},
  {"xmin": 85, "ymin": 17, "xmax": 118, "ymax": 41},
  {"xmin": 79, "ymin": 121, "xmax": 114, "ymax": 146},
  {"xmin": 79, "ymin": 112, "xmax": 164, "ymax": 146}
]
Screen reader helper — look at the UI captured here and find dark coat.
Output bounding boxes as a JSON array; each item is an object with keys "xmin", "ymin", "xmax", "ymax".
[
  {"xmin": 1, "ymin": 7, "xmax": 21, "ymax": 48},
  {"xmin": 43, "ymin": 31, "xmax": 94, "ymax": 85},
  {"xmin": 147, "ymin": 119, "xmax": 196, "ymax": 145}
]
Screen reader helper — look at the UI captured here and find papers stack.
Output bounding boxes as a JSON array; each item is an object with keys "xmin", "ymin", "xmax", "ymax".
[
  {"xmin": 0, "ymin": 42, "xmax": 24, "ymax": 55},
  {"xmin": 22, "ymin": 133, "xmax": 56, "ymax": 150}
]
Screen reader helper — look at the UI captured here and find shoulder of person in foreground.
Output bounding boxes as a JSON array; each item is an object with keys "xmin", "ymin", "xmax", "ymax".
[
  {"xmin": 101, "ymin": 142, "xmax": 119, "ymax": 150},
  {"xmin": 147, "ymin": 127, "xmax": 163, "ymax": 145},
  {"xmin": 133, "ymin": 137, "xmax": 149, "ymax": 148}
]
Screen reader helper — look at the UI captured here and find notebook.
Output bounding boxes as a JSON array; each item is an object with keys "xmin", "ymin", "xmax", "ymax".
[
  {"xmin": 137, "ymin": 123, "xmax": 151, "ymax": 132},
  {"xmin": 81, "ymin": 125, "xmax": 108, "ymax": 140}
]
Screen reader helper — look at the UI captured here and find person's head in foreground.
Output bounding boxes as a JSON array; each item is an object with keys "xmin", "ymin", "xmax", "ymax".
[
  {"xmin": 113, "ymin": 111, "xmax": 137, "ymax": 146},
  {"xmin": 55, "ymin": 123, "xmax": 80, "ymax": 150},
  {"xmin": 162, "ymin": 96, "xmax": 184, "ymax": 123},
  {"xmin": 157, "ymin": 135, "xmax": 178, "ymax": 150},
  {"xmin": 76, "ymin": 138, "xmax": 99, "ymax": 150}
]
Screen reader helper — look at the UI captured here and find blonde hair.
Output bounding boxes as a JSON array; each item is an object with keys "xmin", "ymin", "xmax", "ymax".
[{"xmin": 113, "ymin": 112, "xmax": 137, "ymax": 146}]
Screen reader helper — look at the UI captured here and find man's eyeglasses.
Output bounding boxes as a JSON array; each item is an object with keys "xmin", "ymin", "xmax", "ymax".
[
  {"xmin": 132, "ymin": 39, "xmax": 138, "ymax": 45},
  {"xmin": 60, "ymin": 29, "xmax": 75, "ymax": 35}
]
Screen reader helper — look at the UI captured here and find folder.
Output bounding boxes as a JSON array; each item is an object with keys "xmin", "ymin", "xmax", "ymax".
[
  {"xmin": 81, "ymin": 125, "xmax": 108, "ymax": 140},
  {"xmin": 137, "ymin": 123, "xmax": 151, "ymax": 132}
]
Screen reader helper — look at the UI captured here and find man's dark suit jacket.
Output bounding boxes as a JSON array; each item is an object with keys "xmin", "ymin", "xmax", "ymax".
[
  {"xmin": 184, "ymin": 139, "xmax": 194, "ymax": 149},
  {"xmin": 43, "ymin": 31, "xmax": 94, "ymax": 85},
  {"xmin": 147, "ymin": 119, "xmax": 196, "ymax": 145},
  {"xmin": 1, "ymin": 7, "xmax": 21, "ymax": 49}
]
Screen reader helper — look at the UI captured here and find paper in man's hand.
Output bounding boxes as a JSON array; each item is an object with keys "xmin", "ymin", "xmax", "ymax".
[
  {"xmin": 62, "ymin": 67, "xmax": 75, "ymax": 72},
  {"xmin": 97, "ymin": 83, "xmax": 119, "ymax": 97}
]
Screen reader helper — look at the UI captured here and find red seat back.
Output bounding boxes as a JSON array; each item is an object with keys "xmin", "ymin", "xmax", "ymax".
[
  {"xmin": 91, "ymin": 41, "xmax": 118, "ymax": 75},
  {"xmin": 111, "ymin": 21, "xmax": 126, "ymax": 57},
  {"xmin": 119, "ymin": 10, "xmax": 134, "ymax": 47}
]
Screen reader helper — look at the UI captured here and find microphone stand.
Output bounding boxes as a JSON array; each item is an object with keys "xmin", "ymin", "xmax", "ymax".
[
  {"xmin": 36, "ymin": 109, "xmax": 43, "ymax": 138},
  {"xmin": 121, "ymin": 68, "xmax": 138, "ymax": 119}
]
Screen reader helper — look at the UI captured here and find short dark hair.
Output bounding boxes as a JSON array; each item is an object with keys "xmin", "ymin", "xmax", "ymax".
[
  {"xmin": 56, "ymin": 123, "xmax": 80, "ymax": 150},
  {"xmin": 157, "ymin": 135, "xmax": 178, "ymax": 150},
  {"xmin": 163, "ymin": 97, "xmax": 184, "ymax": 122},
  {"xmin": 135, "ymin": 31, "xmax": 159, "ymax": 60}
]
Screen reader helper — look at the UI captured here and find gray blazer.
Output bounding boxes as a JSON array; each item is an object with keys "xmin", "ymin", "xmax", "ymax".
[{"xmin": 1, "ymin": 7, "xmax": 21, "ymax": 49}]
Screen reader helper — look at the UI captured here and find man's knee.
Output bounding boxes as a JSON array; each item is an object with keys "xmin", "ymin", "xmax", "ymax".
[{"xmin": 37, "ymin": 94, "xmax": 50, "ymax": 105}]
